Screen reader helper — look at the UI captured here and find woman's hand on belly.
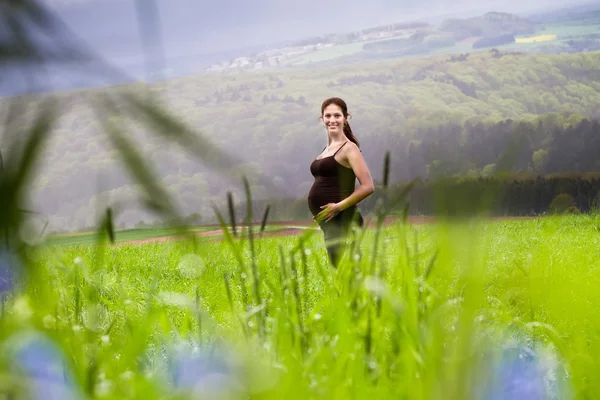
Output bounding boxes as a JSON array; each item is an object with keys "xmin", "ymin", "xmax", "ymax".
[{"xmin": 316, "ymin": 202, "xmax": 342, "ymax": 223}]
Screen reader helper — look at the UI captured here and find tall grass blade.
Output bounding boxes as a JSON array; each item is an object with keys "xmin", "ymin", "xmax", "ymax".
[
  {"xmin": 382, "ymin": 151, "xmax": 390, "ymax": 189},
  {"xmin": 223, "ymin": 271, "xmax": 249, "ymax": 341},
  {"xmin": 212, "ymin": 204, "xmax": 249, "ymax": 312},
  {"xmin": 260, "ymin": 205, "xmax": 271, "ymax": 234},
  {"xmin": 289, "ymin": 253, "xmax": 306, "ymax": 356},
  {"xmin": 195, "ymin": 285, "xmax": 202, "ymax": 342},
  {"xmin": 422, "ymin": 250, "xmax": 438, "ymax": 282},
  {"xmin": 365, "ymin": 306, "xmax": 373, "ymax": 362},
  {"xmin": 105, "ymin": 207, "xmax": 115, "ymax": 244},
  {"xmin": 227, "ymin": 192, "xmax": 237, "ymax": 237},
  {"xmin": 278, "ymin": 244, "xmax": 288, "ymax": 297},
  {"xmin": 299, "ymin": 241, "xmax": 309, "ymax": 293},
  {"xmin": 370, "ymin": 151, "xmax": 393, "ymax": 314},
  {"xmin": 223, "ymin": 272, "xmax": 235, "ymax": 314},
  {"xmin": 241, "ymin": 176, "xmax": 264, "ymax": 339}
]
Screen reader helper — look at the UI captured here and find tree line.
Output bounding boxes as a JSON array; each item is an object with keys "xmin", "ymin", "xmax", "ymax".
[
  {"xmin": 375, "ymin": 175, "xmax": 600, "ymax": 217},
  {"xmin": 241, "ymin": 113, "xmax": 600, "ymax": 221},
  {"xmin": 208, "ymin": 173, "xmax": 600, "ymax": 225}
]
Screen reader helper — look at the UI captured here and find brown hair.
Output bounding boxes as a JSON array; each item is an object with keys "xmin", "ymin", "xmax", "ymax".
[{"xmin": 320, "ymin": 97, "xmax": 360, "ymax": 148}]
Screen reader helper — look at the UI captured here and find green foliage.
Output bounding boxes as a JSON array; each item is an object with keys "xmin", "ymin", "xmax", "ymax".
[
  {"xmin": 532, "ymin": 149, "xmax": 549, "ymax": 173},
  {"xmin": 481, "ymin": 164, "xmax": 497, "ymax": 177},
  {"xmin": 549, "ymin": 193, "xmax": 578, "ymax": 214}
]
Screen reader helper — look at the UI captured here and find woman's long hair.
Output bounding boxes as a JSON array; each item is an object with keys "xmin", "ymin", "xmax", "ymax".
[{"xmin": 321, "ymin": 97, "xmax": 360, "ymax": 148}]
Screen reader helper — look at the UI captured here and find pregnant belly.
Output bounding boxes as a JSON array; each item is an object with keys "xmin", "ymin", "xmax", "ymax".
[{"xmin": 307, "ymin": 179, "xmax": 351, "ymax": 216}]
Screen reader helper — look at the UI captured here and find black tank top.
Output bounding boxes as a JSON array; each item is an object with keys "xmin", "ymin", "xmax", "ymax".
[{"xmin": 307, "ymin": 142, "xmax": 358, "ymax": 217}]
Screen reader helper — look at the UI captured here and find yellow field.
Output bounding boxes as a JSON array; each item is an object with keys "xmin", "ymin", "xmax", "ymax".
[{"xmin": 516, "ymin": 34, "xmax": 557, "ymax": 43}]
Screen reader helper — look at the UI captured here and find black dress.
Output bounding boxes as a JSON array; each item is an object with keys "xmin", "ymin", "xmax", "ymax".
[{"xmin": 307, "ymin": 142, "xmax": 364, "ymax": 265}]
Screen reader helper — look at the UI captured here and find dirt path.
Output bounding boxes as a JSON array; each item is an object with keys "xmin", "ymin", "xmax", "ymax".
[
  {"xmin": 118, "ymin": 226, "xmax": 316, "ymax": 246},
  {"xmin": 116, "ymin": 215, "xmax": 539, "ymax": 247}
]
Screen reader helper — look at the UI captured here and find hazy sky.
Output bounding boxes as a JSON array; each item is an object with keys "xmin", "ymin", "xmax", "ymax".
[
  {"xmin": 0, "ymin": 0, "xmax": 588, "ymax": 94},
  {"xmin": 42, "ymin": 0, "xmax": 594, "ymax": 62}
]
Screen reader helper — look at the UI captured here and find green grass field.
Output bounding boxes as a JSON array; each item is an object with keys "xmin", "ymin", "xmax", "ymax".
[{"xmin": 3, "ymin": 214, "xmax": 600, "ymax": 398}]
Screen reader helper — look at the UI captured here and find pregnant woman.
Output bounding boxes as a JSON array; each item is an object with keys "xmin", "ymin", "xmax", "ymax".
[{"xmin": 308, "ymin": 97, "xmax": 375, "ymax": 267}]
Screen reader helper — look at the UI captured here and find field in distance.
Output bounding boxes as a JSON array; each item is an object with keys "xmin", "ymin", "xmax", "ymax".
[{"xmin": 45, "ymin": 215, "xmax": 542, "ymax": 247}]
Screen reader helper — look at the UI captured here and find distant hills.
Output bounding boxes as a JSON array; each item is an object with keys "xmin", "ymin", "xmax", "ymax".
[
  {"xmin": 2, "ymin": 3, "xmax": 600, "ymax": 95},
  {"xmin": 205, "ymin": 8, "xmax": 599, "ymax": 73},
  {"xmin": 438, "ymin": 11, "xmax": 536, "ymax": 40}
]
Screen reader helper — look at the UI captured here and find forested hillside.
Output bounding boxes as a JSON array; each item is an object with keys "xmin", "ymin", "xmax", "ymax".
[{"xmin": 3, "ymin": 49, "xmax": 600, "ymax": 232}]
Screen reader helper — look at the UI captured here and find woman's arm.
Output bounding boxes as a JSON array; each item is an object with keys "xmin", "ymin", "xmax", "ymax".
[
  {"xmin": 337, "ymin": 144, "xmax": 374, "ymax": 211},
  {"xmin": 317, "ymin": 143, "xmax": 375, "ymax": 222}
]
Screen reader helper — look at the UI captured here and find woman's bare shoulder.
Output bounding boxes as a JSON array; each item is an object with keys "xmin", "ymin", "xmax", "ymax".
[{"xmin": 341, "ymin": 141, "xmax": 362, "ymax": 158}]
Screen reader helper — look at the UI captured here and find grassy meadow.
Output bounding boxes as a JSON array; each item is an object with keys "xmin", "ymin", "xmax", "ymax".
[{"xmin": 3, "ymin": 213, "xmax": 600, "ymax": 399}]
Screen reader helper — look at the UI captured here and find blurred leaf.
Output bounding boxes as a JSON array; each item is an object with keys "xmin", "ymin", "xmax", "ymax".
[
  {"xmin": 93, "ymin": 104, "xmax": 184, "ymax": 229},
  {"xmin": 0, "ymin": 98, "xmax": 57, "ymax": 246},
  {"xmin": 117, "ymin": 91, "xmax": 288, "ymax": 197}
]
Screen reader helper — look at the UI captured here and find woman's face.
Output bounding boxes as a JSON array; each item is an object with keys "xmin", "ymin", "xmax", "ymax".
[{"xmin": 322, "ymin": 104, "xmax": 345, "ymax": 135}]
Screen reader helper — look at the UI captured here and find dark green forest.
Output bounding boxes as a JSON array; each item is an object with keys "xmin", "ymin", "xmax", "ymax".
[
  {"xmin": 367, "ymin": 115, "xmax": 600, "ymax": 217},
  {"xmin": 2, "ymin": 49, "xmax": 600, "ymax": 232}
]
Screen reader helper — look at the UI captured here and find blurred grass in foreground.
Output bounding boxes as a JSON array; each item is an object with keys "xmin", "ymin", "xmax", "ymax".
[{"xmin": 2, "ymin": 214, "xmax": 598, "ymax": 399}]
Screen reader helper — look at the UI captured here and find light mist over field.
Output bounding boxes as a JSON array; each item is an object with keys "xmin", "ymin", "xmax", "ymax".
[{"xmin": 2, "ymin": 0, "xmax": 600, "ymax": 233}]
